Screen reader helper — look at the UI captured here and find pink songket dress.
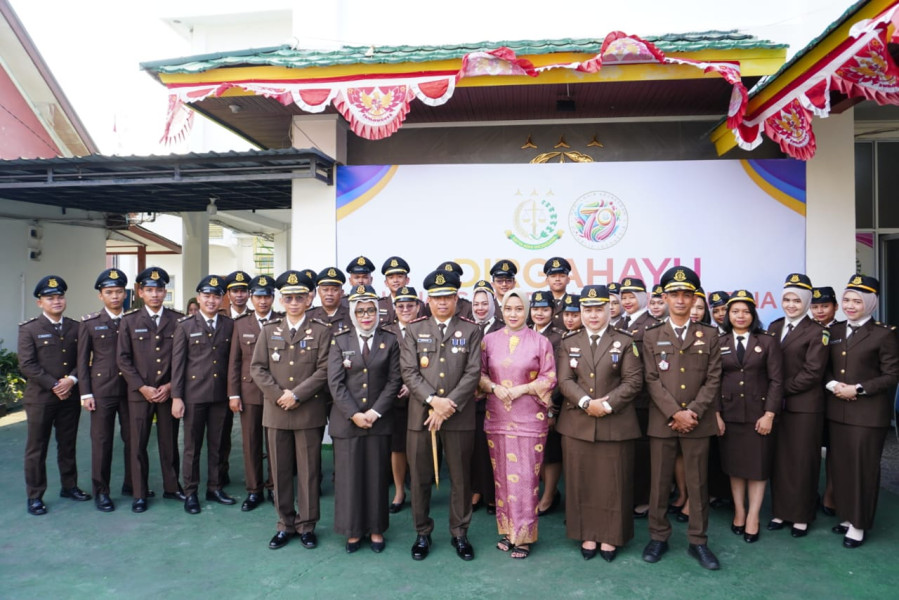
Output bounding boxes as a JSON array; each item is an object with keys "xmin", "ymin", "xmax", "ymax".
[{"xmin": 481, "ymin": 326, "xmax": 557, "ymax": 545}]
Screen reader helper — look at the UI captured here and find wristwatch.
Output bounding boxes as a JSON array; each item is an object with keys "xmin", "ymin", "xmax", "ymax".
[
  {"xmin": 578, "ymin": 397, "xmax": 591, "ymax": 410},
  {"xmin": 856, "ymin": 384, "xmax": 865, "ymax": 396}
]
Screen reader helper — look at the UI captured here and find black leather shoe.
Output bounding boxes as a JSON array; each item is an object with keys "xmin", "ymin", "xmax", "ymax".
[
  {"xmin": 411, "ymin": 534, "xmax": 432, "ymax": 560},
  {"xmin": 744, "ymin": 531, "xmax": 760, "ymax": 543},
  {"xmin": 27, "ymin": 498, "xmax": 47, "ymax": 516},
  {"xmin": 60, "ymin": 486, "xmax": 91, "ymax": 501},
  {"xmin": 269, "ymin": 531, "xmax": 292, "ymax": 550},
  {"xmin": 767, "ymin": 519, "xmax": 786, "ymax": 531},
  {"xmin": 346, "ymin": 539, "xmax": 362, "ymax": 553},
  {"xmin": 667, "ymin": 503, "xmax": 685, "ymax": 514},
  {"xmin": 821, "ymin": 504, "xmax": 836, "ymax": 517},
  {"xmin": 600, "ymin": 548, "xmax": 617, "ymax": 562},
  {"xmin": 163, "ymin": 490, "xmax": 187, "ymax": 501},
  {"xmin": 675, "ymin": 510, "xmax": 689, "ymax": 523},
  {"xmin": 843, "ymin": 535, "xmax": 864, "ymax": 549},
  {"xmin": 131, "ymin": 498, "xmax": 148, "ymax": 513},
  {"xmin": 184, "ymin": 493, "xmax": 201, "ymax": 514},
  {"xmin": 299, "ymin": 532, "xmax": 318, "ymax": 549},
  {"xmin": 241, "ymin": 492, "xmax": 262, "ymax": 512},
  {"xmin": 370, "ymin": 540, "xmax": 386, "ymax": 553},
  {"xmin": 486, "ymin": 505, "xmax": 496, "ymax": 515},
  {"xmin": 537, "ymin": 491, "xmax": 561, "ymax": 517},
  {"xmin": 791, "ymin": 526, "xmax": 809, "ymax": 538},
  {"xmin": 581, "ymin": 546, "xmax": 597, "ymax": 560},
  {"xmin": 731, "ymin": 524, "xmax": 745, "ymax": 535},
  {"xmin": 451, "ymin": 536, "xmax": 475, "ymax": 561},
  {"xmin": 832, "ymin": 524, "xmax": 849, "ymax": 534},
  {"xmin": 642, "ymin": 540, "xmax": 668, "ymax": 563},
  {"xmin": 687, "ymin": 544, "xmax": 721, "ymax": 570},
  {"xmin": 95, "ymin": 493, "xmax": 115, "ymax": 512},
  {"xmin": 389, "ymin": 498, "xmax": 405, "ymax": 514},
  {"xmin": 206, "ymin": 489, "xmax": 236, "ymax": 505}
]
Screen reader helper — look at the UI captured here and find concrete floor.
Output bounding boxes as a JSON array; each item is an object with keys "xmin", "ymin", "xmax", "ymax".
[{"xmin": 1, "ymin": 411, "xmax": 898, "ymax": 599}]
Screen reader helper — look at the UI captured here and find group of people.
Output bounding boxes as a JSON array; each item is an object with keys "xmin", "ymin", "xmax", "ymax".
[{"xmin": 18, "ymin": 254, "xmax": 898, "ymax": 570}]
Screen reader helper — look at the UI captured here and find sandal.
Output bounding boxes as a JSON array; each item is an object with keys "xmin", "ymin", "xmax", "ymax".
[
  {"xmin": 511, "ymin": 545, "xmax": 530, "ymax": 559},
  {"xmin": 496, "ymin": 537, "xmax": 513, "ymax": 552}
]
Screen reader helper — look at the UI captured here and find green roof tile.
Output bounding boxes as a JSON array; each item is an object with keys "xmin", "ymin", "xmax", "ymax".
[{"xmin": 141, "ymin": 30, "xmax": 786, "ymax": 76}]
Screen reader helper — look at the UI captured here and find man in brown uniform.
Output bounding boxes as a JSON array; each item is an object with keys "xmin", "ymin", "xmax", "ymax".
[
  {"xmin": 117, "ymin": 267, "xmax": 183, "ymax": 513},
  {"xmin": 20, "ymin": 275, "xmax": 89, "ymax": 515},
  {"xmin": 400, "ymin": 269, "xmax": 482, "ymax": 561},
  {"xmin": 251, "ymin": 270, "xmax": 331, "ymax": 550},
  {"xmin": 346, "ymin": 255, "xmax": 376, "ymax": 287},
  {"xmin": 172, "ymin": 275, "xmax": 235, "ymax": 514},
  {"xmin": 78, "ymin": 268, "xmax": 131, "ymax": 512},
  {"xmin": 641, "ymin": 266, "xmax": 722, "ymax": 570},
  {"xmin": 220, "ymin": 270, "xmax": 253, "ymax": 487},
  {"xmin": 544, "ymin": 257, "xmax": 571, "ymax": 326},
  {"xmin": 378, "ymin": 256, "xmax": 411, "ymax": 325},
  {"xmin": 308, "ymin": 267, "xmax": 351, "ymax": 334},
  {"xmin": 228, "ymin": 274, "xmax": 278, "ymax": 511}
]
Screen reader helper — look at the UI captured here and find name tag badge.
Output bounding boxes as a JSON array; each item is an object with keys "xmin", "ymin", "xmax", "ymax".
[
  {"xmin": 94, "ymin": 325, "xmax": 109, "ymax": 331},
  {"xmin": 134, "ymin": 328, "xmax": 149, "ymax": 333},
  {"xmin": 37, "ymin": 333, "xmax": 52, "ymax": 339},
  {"xmin": 656, "ymin": 340, "xmax": 672, "ymax": 347},
  {"xmin": 242, "ymin": 333, "xmax": 255, "ymax": 338},
  {"xmin": 190, "ymin": 332, "xmax": 202, "ymax": 337}
]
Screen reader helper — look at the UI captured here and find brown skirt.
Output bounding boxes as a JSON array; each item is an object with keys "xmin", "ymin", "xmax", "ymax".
[
  {"xmin": 829, "ymin": 420, "xmax": 888, "ymax": 530},
  {"xmin": 770, "ymin": 411, "xmax": 823, "ymax": 523},
  {"xmin": 719, "ymin": 420, "xmax": 776, "ymax": 481},
  {"xmin": 562, "ymin": 435, "xmax": 634, "ymax": 547}
]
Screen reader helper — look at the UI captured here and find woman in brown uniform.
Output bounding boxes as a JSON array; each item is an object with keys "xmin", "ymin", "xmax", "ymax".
[
  {"xmin": 767, "ymin": 274, "xmax": 829, "ymax": 537},
  {"xmin": 715, "ymin": 290, "xmax": 783, "ymax": 543},
  {"xmin": 557, "ymin": 285, "xmax": 643, "ymax": 562},
  {"xmin": 825, "ymin": 275, "xmax": 899, "ymax": 548}
]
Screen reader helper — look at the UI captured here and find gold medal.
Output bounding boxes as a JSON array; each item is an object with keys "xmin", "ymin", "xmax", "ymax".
[
  {"xmin": 695, "ymin": 331, "xmax": 703, "ymax": 338},
  {"xmin": 420, "ymin": 355, "xmax": 429, "ymax": 368}
]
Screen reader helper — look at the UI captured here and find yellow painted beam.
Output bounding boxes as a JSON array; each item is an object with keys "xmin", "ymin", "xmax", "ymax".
[{"xmin": 712, "ymin": 0, "xmax": 898, "ymax": 155}]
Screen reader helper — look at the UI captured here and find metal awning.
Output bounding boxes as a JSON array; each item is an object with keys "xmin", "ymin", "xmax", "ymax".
[{"xmin": 0, "ymin": 148, "xmax": 334, "ymax": 213}]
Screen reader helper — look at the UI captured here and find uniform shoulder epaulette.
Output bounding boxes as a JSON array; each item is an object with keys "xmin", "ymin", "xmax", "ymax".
[
  {"xmin": 378, "ymin": 324, "xmax": 397, "ymax": 335},
  {"xmin": 177, "ymin": 314, "xmax": 193, "ymax": 323},
  {"xmin": 410, "ymin": 316, "xmax": 429, "ymax": 323},
  {"xmin": 875, "ymin": 321, "xmax": 897, "ymax": 331},
  {"xmin": 551, "ymin": 326, "xmax": 567, "ymax": 336},
  {"xmin": 82, "ymin": 311, "xmax": 101, "ymax": 322},
  {"xmin": 19, "ymin": 316, "xmax": 38, "ymax": 326},
  {"xmin": 233, "ymin": 311, "xmax": 252, "ymax": 321},
  {"xmin": 311, "ymin": 317, "xmax": 330, "ymax": 327},
  {"xmin": 124, "ymin": 308, "xmax": 141, "ymax": 316},
  {"xmin": 332, "ymin": 327, "xmax": 352, "ymax": 336},
  {"xmin": 646, "ymin": 320, "xmax": 666, "ymax": 331},
  {"xmin": 562, "ymin": 328, "xmax": 581, "ymax": 339},
  {"xmin": 613, "ymin": 327, "xmax": 634, "ymax": 337},
  {"xmin": 263, "ymin": 317, "xmax": 282, "ymax": 327},
  {"xmin": 458, "ymin": 315, "xmax": 476, "ymax": 324},
  {"xmin": 762, "ymin": 329, "xmax": 776, "ymax": 337}
]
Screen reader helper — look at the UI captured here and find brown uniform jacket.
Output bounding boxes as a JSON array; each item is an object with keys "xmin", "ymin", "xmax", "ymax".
[
  {"xmin": 768, "ymin": 316, "xmax": 828, "ymax": 413},
  {"xmin": 250, "ymin": 316, "xmax": 331, "ymax": 430},
  {"xmin": 171, "ymin": 313, "xmax": 233, "ymax": 403},
  {"xmin": 307, "ymin": 304, "xmax": 351, "ymax": 335},
  {"xmin": 717, "ymin": 330, "xmax": 783, "ymax": 422},
  {"xmin": 642, "ymin": 320, "xmax": 722, "ymax": 438},
  {"xmin": 423, "ymin": 297, "xmax": 474, "ymax": 321},
  {"xmin": 378, "ymin": 296, "xmax": 397, "ymax": 326},
  {"xmin": 77, "ymin": 311, "xmax": 126, "ymax": 400},
  {"xmin": 625, "ymin": 310, "xmax": 660, "ymax": 409},
  {"xmin": 557, "ymin": 327, "xmax": 643, "ymax": 442},
  {"xmin": 117, "ymin": 307, "xmax": 182, "ymax": 399},
  {"xmin": 536, "ymin": 324, "xmax": 566, "ymax": 409},
  {"xmin": 826, "ymin": 320, "xmax": 899, "ymax": 428},
  {"xmin": 228, "ymin": 312, "xmax": 282, "ymax": 405},
  {"xmin": 18, "ymin": 315, "xmax": 79, "ymax": 405},
  {"xmin": 400, "ymin": 315, "xmax": 482, "ymax": 432},
  {"xmin": 327, "ymin": 326, "xmax": 402, "ymax": 438}
]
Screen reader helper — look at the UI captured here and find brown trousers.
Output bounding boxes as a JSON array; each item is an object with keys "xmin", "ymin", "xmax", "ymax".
[
  {"xmin": 268, "ymin": 427, "xmax": 322, "ymax": 534},
  {"xmin": 407, "ymin": 428, "xmax": 474, "ymax": 538},
  {"xmin": 24, "ymin": 400, "xmax": 81, "ymax": 498},
  {"xmin": 90, "ymin": 395, "xmax": 132, "ymax": 496},
  {"xmin": 129, "ymin": 398, "xmax": 180, "ymax": 499},
  {"xmin": 181, "ymin": 401, "xmax": 228, "ymax": 496},
  {"xmin": 238, "ymin": 404, "xmax": 271, "ymax": 494},
  {"xmin": 649, "ymin": 436, "xmax": 710, "ymax": 546}
]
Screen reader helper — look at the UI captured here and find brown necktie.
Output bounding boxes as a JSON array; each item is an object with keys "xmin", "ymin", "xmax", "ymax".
[
  {"xmin": 590, "ymin": 334, "xmax": 600, "ymax": 348},
  {"xmin": 438, "ymin": 323, "xmax": 446, "ymax": 338},
  {"xmin": 674, "ymin": 326, "xmax": 685, "ymax": 341},
  {"xmin": 361, "ymin": 335, "xmax": 372, "ymax": 362}
]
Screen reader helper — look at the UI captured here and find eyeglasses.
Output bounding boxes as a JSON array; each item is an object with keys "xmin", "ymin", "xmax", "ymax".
[
  {"xmin": 282, "ymin": 296, "xmax": 307, "ymax": 304},
  {"xmin": 355, "ymin": 308, "xmax": 377, "ymax": 316}
]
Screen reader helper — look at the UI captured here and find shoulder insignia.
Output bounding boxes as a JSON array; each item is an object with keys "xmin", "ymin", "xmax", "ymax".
[
  {"xmin": 410, "ymin": 316, "xmax": 429, "ymax": 323},
  {"xmin": 562, "ymin": 328, "xmax": 581, "ymax": 339},
  {"xmin": 263, "ymin": 318, "xmax": 282, "ymax": 327},
  {"xmin": 613, "ymin": 327, "xmax": 634, "ymax": 338},
  {"xmin": 177, "ymin": 315, "xmax": 193, "ymax": 323},
  {"xmin": 646, "ymin": 321, "xmax": 666, "ymax": 331},
  {"xmin": 125, "ymin": 308, "xmax": 141, "ymax": 315},
  {"xmin": 19, "ymin": 316, "xmax": 38, "ymax": 326},
  {"xmin": 333, "ymin": 328, "xmax": 351, "ymax": 337},
  {"xmin": 311, "ymin": 318, "xmax": 330, "ymax": 327},
  {"xmin": 82, "ymin": 311, "xmax": 101, "ymax": 322},
  {"xmin": 233, "ymin": 312, "xmax": 251, "ymax": 321},
  {"xmin": 458, "ymin": 315, "xmax": 476, "ymax": 324},
  {"xmin": 762, "ymin": 330, "xmax": 775, "ymax": 337},
  {"xmin": 551, "ymin": 326, "xmax": 566, "ymax": 336}
]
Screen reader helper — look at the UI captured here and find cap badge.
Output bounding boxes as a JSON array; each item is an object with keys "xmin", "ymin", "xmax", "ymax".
[
  {"xmin": 48, "ymin": 278, "xmax": 58, "ymax": 288},
  {"xmin": 588, "ymin": 288, "xmax": 597, "ymax": 298},
  {"xmin": 210, "ymin": 277, "xmax": 219, "ymax": 286},
  {"xmin": 565, "ymin": 296, "xmax": 572, "ymax": 305},
  {"xmin": 624, "ymin": 279, "xmax": 631, "ymax": 286},
  {"xmin": 852, "ymin": 276, "xmax": 862, "ymax": 285},
  {"xmin": 711, "ymin": 293, "xmax": 720, "ymax": 302},
  {"xmin": 357, "ymin": 257, "xmax": 366, "ymax": 266},
  {"xmin": 535, "ymin": 293, "xmax": 543, "ymax": 301},
  {"xmin": 150, "ymin": 270, "xmax": 160, "ymax": 280},
  {"xmin": 737, "ymin": 290, "xmax": 747, "ymax": 297},
  {"xmin": 444, "ymin": 263, "xmax": 453, "ymax": 271},
  {"xmin": 236, "ymin": 273, "xmax": 245, "ymax": 282},
  {"xmin": 356, "ymin": 285, "xmax": 365, "ymax": 294},
  {"xmin": 790, "ymin": 274, "xmax": 800, "ymax": 283},
  {"xmin": 502, "ymin": 262, "xmax": 509, "ymax": 271},
  {"xmin": 287, "ymin": 273, "xmax": 298, "ymax": 285},
  {"xmin": 813, "ymin": 289, "xmax": 821, "ymax": 298},
  {"xmin": 552, "ymin": 259, "xmax": 560, "ymax": 268},
  {"xmin": 109, "ymin": 270, "xmax": 119, "ymax": 280},
  {"xmin": 673, "ymin": 270, "xmax": 686, "ymax": 282},
  {"xmin": 400, "ymin": 287, "xmax": 409, "ymax": 294},
  {"xmin": 390, "ymin": 259, "xmax": 398, "ymax": 267},
  {"xmin": 436, "ymin": 274, "xmax": 446, "ymax": 286}
]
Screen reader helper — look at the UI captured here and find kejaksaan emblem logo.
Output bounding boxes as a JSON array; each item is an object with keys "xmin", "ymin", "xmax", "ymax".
[
  {"xmin": 569, "ymin": 191, "xmax": 628, "ymax": 250},
  {"xmin": 506, "ymin": 196, "xmax": 563, "ymax": 250}
]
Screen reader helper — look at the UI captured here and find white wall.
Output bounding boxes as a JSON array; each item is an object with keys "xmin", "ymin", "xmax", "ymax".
[{"xmin": 0, "ymin": 200, "xmax": 106, "ymax": 351}]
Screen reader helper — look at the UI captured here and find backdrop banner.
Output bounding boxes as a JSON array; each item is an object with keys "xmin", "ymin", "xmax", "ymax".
[{"xmin": 336, "ymin": 159, "xmax": 806, "ymax": 326}]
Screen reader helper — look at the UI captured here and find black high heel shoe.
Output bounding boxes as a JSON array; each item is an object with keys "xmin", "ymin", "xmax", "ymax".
[{"xmin": 731, "ymin": 523, "xmax": 745, "ymax": 535}]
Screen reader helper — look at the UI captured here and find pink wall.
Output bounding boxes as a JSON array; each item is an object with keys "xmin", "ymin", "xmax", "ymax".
[{"xmin": 0, "ymin": 65, "xmax": 61, "ymax": 158}]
